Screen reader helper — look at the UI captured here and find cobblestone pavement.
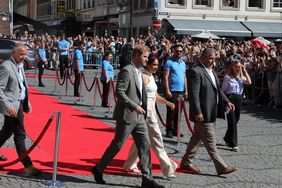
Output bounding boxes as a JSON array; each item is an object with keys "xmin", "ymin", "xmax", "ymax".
[{"xmin": 0, "ymin": 69, "xmax": 282, "ymax": 188}]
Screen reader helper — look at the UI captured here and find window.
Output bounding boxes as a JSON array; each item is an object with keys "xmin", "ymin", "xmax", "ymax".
[
  {"xmin": 196, "ymin": 0, "xmax": 210, "ymax": 6},
  {"xmin": 133, "ymin": 0, "xmax": 139, "ymax": 10},
  {"xmin": 147, "ymin": 0, "xmax": 153, "ymax": 8},
  {"xmin": 88, "ymin": 0, "xmax": 91, "ymax": 8},
  {"xmin": 140, "ymin": 0, "xmax": 146, "ymax": 9},
  {"xmin": 247, "ymin": 0, "xmax": 264, "ymax": 9},
  {"xmin": 221, "ymin": 0, "xmax": 239, "ymax": 8},
  {"xmin": 273, "ymin": 0, "xmax": 282, "ymax": 7},
  {"xmin": 166, "ymin": 0, "xmax": 187, "ymax": 8},
  {"xmin": 193, "ymin": 0, "xmax": 212, "ymax": 8},
  {"xmin": 168, "ymin": 0, "xmax": 185, "ymax": 5}
]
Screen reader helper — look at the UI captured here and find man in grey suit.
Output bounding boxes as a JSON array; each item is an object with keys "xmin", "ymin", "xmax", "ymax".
[
  {"xmin": 0, "ymin": 43, "xmax": 42, "ymax": 176},
  {"xmin": 91, "ymin": 45, "xmax": 165, "ymax": 188},
  {"xmin": 180, "ymin": 48, "xmax": 237, "ymax": 175}
]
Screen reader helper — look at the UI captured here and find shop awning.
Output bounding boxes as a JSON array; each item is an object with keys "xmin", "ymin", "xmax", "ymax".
[
  {"xmin": 166, "ymin": 19, "xmax": 251, "ymax": 37},
  {"xmin": 13, "ymin": 12, "xmax": 48, "ymax": 30},
  {"xmin": 241, "ymin": 21, "xmax": 282, "ymax": 38}
]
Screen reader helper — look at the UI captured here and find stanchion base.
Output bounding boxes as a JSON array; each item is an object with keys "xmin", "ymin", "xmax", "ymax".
[{"xmin": 44, "ymin": 180, "xmax": 64, "ymax": 187}]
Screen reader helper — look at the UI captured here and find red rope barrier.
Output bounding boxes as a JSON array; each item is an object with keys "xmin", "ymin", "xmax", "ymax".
[
  {"xmin": 82, "ymin": 72, "xmax": 97, "ymax": 92},
  {"xmin": 182, "ymin": 101, "xmax": 194, "ymax": 134},
  {"xmin": 0, "ymin": 114, "xmax": 54, "ymax": 168},
  {"xmin": 155, "ymin": 102, "xmax": 178, "ymax": 128},
  {"xmin": 96, "ymin": 80, "xmax": 105, "ymax": 100},
  {"xmin": 67, "ymin": 70, "xmax": 75, "ymax": 86},
  {"xmin": 55, "ymin": 69, "xmax": 66, "ymax": 86}
]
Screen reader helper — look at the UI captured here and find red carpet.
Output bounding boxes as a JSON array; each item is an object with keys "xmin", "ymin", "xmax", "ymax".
[
  {"xmin": 0, "ymin": 87, "xmax": 179, "ymax": 175},
  {"xmin": 25, "ymin": 73, "xmax": 56, "ymax": 79}
]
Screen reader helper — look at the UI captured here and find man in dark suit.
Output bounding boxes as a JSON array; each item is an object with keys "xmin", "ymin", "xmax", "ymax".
[
  {"xmin": 180, "ymin": 48, "xmax": 237, "ymax": 175},
  {"xmin": 0, "ymin": 43, "xmax": 42, "ymax": 176},
  {"xmin": 119, "ymin": 38, "xmax": 131, "ymax": 69},
  {"xmin": 91, "ymin": 45, "xmax": 165, "ymax": 188}
]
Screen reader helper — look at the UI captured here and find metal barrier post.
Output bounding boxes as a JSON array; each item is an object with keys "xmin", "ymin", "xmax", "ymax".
[
  {"xmin": 78, "ymin": 72, "xmax": 83, "ymax": 102},
  {"xmin": 44, "ymin": 111, "xmax": 64, "ymax": 187},
  {"xmin": 176, "ymin": 95, "xmax": 184, "ymax": 147}
]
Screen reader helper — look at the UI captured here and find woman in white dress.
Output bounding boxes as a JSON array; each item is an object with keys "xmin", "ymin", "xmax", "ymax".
[{"xmin": 123, "ymin": 53, "xmax": 178, "ymax": 178}]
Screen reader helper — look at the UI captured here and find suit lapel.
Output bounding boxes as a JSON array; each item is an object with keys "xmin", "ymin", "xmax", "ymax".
[
  {"xmin": 130, "ymin": 65, "xmax": 141, "ymax": 96},
  {"xmin": 10, "ymin": 60, "xmax": 21, "ymax": 84},
  {"xmin": 202, "ymin": 67, "xmax": 217, "ymax": 89}
]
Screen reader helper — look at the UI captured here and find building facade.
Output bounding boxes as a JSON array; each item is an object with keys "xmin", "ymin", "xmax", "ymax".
[
  {"xmin": 0, "ymin": 0, "xmax": 12, "ymax": 35},
  {"xmin": 9, "ymin": 0, "xmax": 282, "ymax": 38}
]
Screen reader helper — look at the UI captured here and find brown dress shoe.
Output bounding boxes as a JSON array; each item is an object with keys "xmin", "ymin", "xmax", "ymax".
[
  {"xmin": 23, "ymin": 165, "xmax": 42, "ymax": 176},
  {"xmin": 180, "ymin": 164, "xmax": 201, "ymax": 174},
  {"xmin": 218, "ymin": 166, "xmax": 237, "ymax": 175}
]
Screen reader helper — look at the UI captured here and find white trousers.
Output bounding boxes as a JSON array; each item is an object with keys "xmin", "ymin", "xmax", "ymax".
[{"xmin": 123, "ymin": 97, "xmax": 178, "ymax": 176}]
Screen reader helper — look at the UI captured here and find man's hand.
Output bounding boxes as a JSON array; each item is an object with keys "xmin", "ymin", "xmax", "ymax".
[
  {"xmin": 195, "ymin": 114, "xmax": 204, "ymax": 123},
  {"xmin": 7, "ymin": 107, "xmax": 17, "ymax": 117},
  {"xmin": 167, "ymin": 102, "xmax": 175, "ymax": 110},
  {"xmin": 135, "ymin": 106, "xmax": 146, "ymax": 115},
  {"xmin": 165, "ymin": 90, "xmax": 172, "ymax": 98},
  {"xmin": 227, "ymin": 102, "xmax": 235, "ymax": 112}
]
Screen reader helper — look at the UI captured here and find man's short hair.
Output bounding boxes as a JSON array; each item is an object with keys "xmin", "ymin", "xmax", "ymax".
[
  {"xmin": 12, "ymin": 43, "xmax": 26, "ymax": 53},
  {"xmin": 173, "ymin": 43, "xmax": 183, "ymax": 49},
  {"xmin": 201, "ymin": 48, "xmax": 215, "ymax": 57},
  {"xmin": 132, "ymin": 44, "xmax": 150, "ymax": 57}
]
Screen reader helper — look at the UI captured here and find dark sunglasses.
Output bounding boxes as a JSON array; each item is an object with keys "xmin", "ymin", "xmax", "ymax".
[{"xmin": 175, "ymin": 50, "xmax": 183, "ymax": 53}]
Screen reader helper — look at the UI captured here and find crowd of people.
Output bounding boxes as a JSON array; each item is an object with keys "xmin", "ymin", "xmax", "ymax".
[
  {"xmin": 1, "ymin": 31, "xmax": 281, "ymax": 107},
  {"xmin": 0, "ymin": 31, "xmax": 282, "ymax": 187}
]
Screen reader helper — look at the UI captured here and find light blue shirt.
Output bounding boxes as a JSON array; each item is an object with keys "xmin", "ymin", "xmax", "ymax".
[
  {"xmin": 163, "ymin": 57, "xmax": 186, "ymax": 91},
  {"xmin": 100, "ymin": 59, "xmax": 114, "ymax": 82},
  {"xmin": 58, "ymin": 39, "xmax": 70, "ymax": 56},
  {"xmin": 38, "ymin": 48, "xmax": 47, "ymax": 62},
  {"xmin": 222, "ymin": 75, "xmax": 246, "ymax": 95},
  {"xmin": 72, "ymin": 49, "xmax": 84, "ymax": 71}
]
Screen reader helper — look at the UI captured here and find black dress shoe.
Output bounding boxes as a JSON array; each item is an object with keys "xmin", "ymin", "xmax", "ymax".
[
  {"xmin": 165, "ymin": 131, "xmax": 173, "ymax": 138},
  {"xmin": 173, "ymin": 132, "xmax": 184, "ymax": 137},
  {"xmin": 91, "ymin": 166, "xmax": 105, "ymax": 184},
  {"xmin": 141, "ymin": 177, "xmax": 165, "ymax": 188},
  {"xmin": 38, "ymin": 83, "xmax": 45, "ymax": 87}
]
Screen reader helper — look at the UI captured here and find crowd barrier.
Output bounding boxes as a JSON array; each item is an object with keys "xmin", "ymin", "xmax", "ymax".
[
  {"xmin": 155, "ymin": 96, "xmax": 194, "ymax": 145},
  {"xmin": 244, "ymin": 70, "xmax": 282, "ymax": 107},
  {"xmin": 46, "ymin": 50, "xmax": 120, "ymax": 71},
  {"xmin": 0, "ymin": 111, "xmax": 64, "ymax": 186},
  {"xmin": 54, "ymin": 68, "xmax": 117, "ymax": 108}
]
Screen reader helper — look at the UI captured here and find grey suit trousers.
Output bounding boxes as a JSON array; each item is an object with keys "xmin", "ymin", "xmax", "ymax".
[
  {"xmin": 96, "ymin": 114, "xmax": 152, "ymax": 178},
  {"xmin": 181, "ymin": 122, "xmax": 228, "ymax": 173}
]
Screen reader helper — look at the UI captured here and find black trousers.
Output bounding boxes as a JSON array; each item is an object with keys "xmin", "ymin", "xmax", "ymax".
[
  {"xmin": 224, "ymin": 93, "xmax": 242, "ymax": 147},
  {"xmin": 166, "ymin": 91, "xmax": 184, "ymax": 134},
  {"xmin": 101, "ymin": 80, "xmax": 110, "ymax": 106},
  {"xmin": 74, "ymin": 70, "xmax": 81, "ymax": 97},
  {"xmin": 38, "ymin": 61, "xmax": 44, "ymax": 84},
  {"xmin": 59, "ymin": 55, "xmax": 69, "ymax": 79},
  {"xmin": 0, "ymin": 103, "xmax": 32, "ymax": 167}
]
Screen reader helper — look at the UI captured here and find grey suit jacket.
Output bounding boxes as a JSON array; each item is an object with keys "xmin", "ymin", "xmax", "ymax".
[
  {"xmin": 188, "ymin": 61, "xmax": 229, "ymax": 123},
  {"xmin": 113, "ymin": 64, "xmax": 147, "ymax": 124},
  {"xmin": 0, "ymin": 58, "xmax": 30, "ymax": 116}
]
